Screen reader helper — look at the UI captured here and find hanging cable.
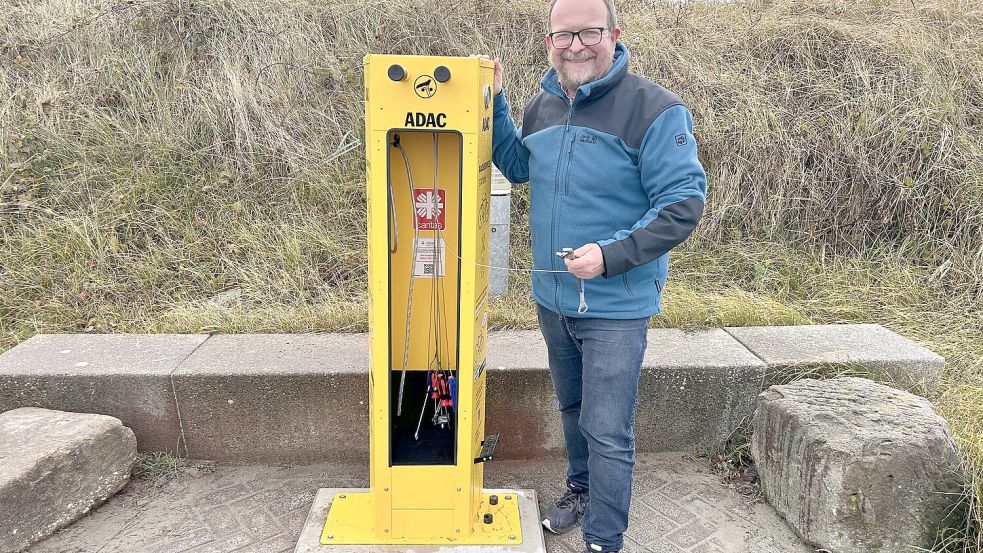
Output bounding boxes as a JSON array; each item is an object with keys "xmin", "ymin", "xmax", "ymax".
[
  {"xmin": 393, "ymin": 134, "xmax": 420, "ymax": 417},
  {"xmin": 388, "ymin": 175, "xmax": 398, "ymax": 254}
]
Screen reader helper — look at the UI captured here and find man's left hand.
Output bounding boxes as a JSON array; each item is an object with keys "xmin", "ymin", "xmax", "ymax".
[{"xmin": 564, "ymin": 243, "xmax": 605, "ymax": 279}]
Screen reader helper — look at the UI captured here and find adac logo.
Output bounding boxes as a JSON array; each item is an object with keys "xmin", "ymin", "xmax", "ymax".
[{"xmin": 414, "ymin": 75, "xmax": 436, "ymax": 99}]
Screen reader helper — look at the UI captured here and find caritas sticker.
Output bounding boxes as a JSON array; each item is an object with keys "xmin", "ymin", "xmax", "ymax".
[{"xmin": 414, "ymin": 188, "xmax": 445, "ymax": 231}]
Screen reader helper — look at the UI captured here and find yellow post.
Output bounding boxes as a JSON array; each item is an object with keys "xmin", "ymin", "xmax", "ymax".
[{"xmin": 318, "ymin": 54, "xmax": 524, "ymax": 546}]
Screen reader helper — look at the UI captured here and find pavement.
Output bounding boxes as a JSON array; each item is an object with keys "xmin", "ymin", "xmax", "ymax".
[{"xmin": 27, "ymin": 454, "xmax": 813, "ymax": 553}]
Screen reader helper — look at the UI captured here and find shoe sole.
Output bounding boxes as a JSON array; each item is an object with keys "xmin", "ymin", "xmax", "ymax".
[{"xmin": 541, "ymin": 518, "xmax": 580, "ymax": 535}]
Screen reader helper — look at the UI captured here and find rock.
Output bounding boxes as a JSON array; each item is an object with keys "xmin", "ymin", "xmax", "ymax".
[
  {"xmin": 0, "ymin": 407, "xmax": 137, "ymax": 552},
  {"xmin": 751, "ymin": 377, "xmax": 963, "ymax": 553}
]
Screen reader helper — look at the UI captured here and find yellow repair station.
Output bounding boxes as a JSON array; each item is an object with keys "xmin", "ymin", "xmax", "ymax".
[{"xmin": 299, "ymin": 55, "xmax": 542, "ymax": 551}]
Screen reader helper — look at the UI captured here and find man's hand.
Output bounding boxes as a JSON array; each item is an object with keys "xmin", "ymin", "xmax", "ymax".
[
  {"xmin": 471, "ymin": 54, "xmax": 503, "ymax": 95},
  {"xmin": 564, "ymin": 243, "xmax": 605, "ymax": 279}
]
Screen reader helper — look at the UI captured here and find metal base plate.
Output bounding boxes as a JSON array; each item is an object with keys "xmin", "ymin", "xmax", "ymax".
[{"xmin": 293, "ymin": 488, "xmax": 546, "ymax": 553}]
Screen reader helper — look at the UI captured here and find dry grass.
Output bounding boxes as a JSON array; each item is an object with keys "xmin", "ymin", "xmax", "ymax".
[{"xmin": 1, "ymin": 0, "xmax": 981, "ymax": 549}]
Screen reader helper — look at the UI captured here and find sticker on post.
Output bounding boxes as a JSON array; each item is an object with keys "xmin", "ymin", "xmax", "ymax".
[
  {"xmin": 414, "ymin": 188, "xmax": 445, "ymax": 231},
  {"xmin": 414, "ymin": 237, "xmax": 446, "ymax": 277}
]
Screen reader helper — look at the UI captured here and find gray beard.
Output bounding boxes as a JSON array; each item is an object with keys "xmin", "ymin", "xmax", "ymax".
[
  {"xmin": 555, "ymin": 55, "xmax": 614, "ymax": 97},
  {"xmin": 557, "ymin": 72, "xmax": 593, "ymax": 98}
]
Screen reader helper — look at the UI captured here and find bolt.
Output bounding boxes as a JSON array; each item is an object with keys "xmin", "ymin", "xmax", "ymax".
[
  {"xmin": 327, "ymin": 534, "xmax": 334, "ymax": 539},
  {"xmin": 339, "ymin": 494, "xmax": 346, "ymax": 499},
  {"xmin": 455, "ymin": 528, "xmax": 461, "ymax": 533},
  {"xmin": 505, "ymin": 495, "xmax": 512, "ymax": 500},
  {"xmin": 384, "ymin": 528, "xmax": 389, "ymax": 533},
  {"xmin": 384, "ymin": 487, "xmax": 389, "ymax": 492},
  {"xmin": 509, "ymin": 535, "xmax": 516, "ymax": 541},
  {"xmin": 456, "ymin": 487, "xmax": 462, "ymax": 492}
]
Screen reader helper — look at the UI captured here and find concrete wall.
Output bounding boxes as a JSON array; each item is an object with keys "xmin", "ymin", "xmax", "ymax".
[{"xmin": 0, "ymin": 325, "xmax": 942, "ymax": 463}]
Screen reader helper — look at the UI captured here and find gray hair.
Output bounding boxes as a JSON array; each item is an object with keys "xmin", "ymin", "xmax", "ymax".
[{"xmin": 548, "ymin": 0, "xmax": 619, "ymax": 31}]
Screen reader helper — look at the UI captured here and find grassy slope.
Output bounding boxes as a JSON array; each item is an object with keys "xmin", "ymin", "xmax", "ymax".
[{"xmin": 1, "ymin": 0, "xmax": 980, "ymax": 548}]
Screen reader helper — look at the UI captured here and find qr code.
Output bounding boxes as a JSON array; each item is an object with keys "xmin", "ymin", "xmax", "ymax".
[{"xmin": 423, "ymin": 264, "xmax": 434, "ymax": 276}]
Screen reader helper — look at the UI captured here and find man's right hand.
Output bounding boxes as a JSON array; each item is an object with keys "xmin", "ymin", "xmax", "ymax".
[{"xmin": 472, "ymin": 54, "xmax": 503, "ymax": 96}]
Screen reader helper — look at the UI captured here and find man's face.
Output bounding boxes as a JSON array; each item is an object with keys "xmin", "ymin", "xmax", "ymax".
[{"xmin": 547, "ymin": 0, "xmax": 622, "ymax": 94}]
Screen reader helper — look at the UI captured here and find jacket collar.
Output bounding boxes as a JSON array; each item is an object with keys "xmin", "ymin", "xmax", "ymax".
[{"xmin": 541, "ymin": 41, "xmax": 629, "ymax": 104}]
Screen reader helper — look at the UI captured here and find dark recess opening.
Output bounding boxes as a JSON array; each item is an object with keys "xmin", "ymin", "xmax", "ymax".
[{"xmin": 390, "ymin": 371, "xmax": 456, "ymax": 465}]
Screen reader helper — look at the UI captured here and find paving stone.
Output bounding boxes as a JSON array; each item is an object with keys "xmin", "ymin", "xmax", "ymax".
[
  {"xmin": 199, "ymin": 483, "xmax": 254, "ymax": 505},
  {"xmin": 157, "ymin": 526, "xmax": 214, "ymax": 553},
  {"xmin": 277, "ymin": 508, "xmax": 311, "ymax": 534},
  {"xmin": 659, "ymin": 480, "xmax": 697, "ymax": 501},
  {"xmin": 200, "ymin": 504, "xmax": 242, "ymax": 536},
  {"xmin": 628, "ymin": 510, "xmax": 677, "ymax": 544},
  {"xmin": 628, "ymin": 499, "xmax": 659, "ymax": 523},
  {"xmin": 183, "ymin": 534, "xmax": 254, "ymax": 553},
  {"xmin": 691, "ymin": 538, "xmax": 728, "ymax": 553},
  {"xmin": 621, "ymin": 538, "xmax": 655, "ymax": 553},
  {"xmin": 640, "ymin": 492, "xmax": 697, "ymax": 525},
  {"xmin": 26, "ymin": 454, "xmax": 811, "ymax": 553},
  {"xmin": 231, "ymin": 502, "xmax": 283, "ymax": 539},
  {"xmin": 666, "ymin": 520, "xmax": 716, "ymax": 548},
  {"xmin": 645, "ymin": 539, "xmax": 686, "ymax": 553}
]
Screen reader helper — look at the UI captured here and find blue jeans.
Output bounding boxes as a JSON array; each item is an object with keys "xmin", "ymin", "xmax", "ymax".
[{"xmin": 536, "ymin": 303, "xmax": 649, "ymax": 551}]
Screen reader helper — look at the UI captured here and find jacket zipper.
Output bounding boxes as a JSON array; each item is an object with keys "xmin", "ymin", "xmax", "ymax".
[
  {"xmin": 551, "ymin": 98, "xmax": 576, "ymax": 313},
  {"xmin": 563, "ymin": 133, "xmax": 575, "ymax": 196}
]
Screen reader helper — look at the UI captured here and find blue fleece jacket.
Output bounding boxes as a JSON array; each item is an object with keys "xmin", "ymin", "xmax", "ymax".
[{"xmin": 492, "ymin": 43, "xmax": 707, "ymax": 318}]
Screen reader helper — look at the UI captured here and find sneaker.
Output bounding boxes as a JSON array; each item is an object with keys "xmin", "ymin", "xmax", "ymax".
[
  {"xmin": 541, "ymin": 481, "xmax": 589, "ymax": 534},
  {"xmin": 585, "ymin": 544, "xmax": 619, "ymax": 553}
]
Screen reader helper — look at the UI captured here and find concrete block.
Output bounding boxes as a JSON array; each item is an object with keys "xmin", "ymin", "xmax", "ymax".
[
  {"xmin": 293, "ymin": 488, "xmax": 545, "ymax": 553},
  {"xmin": 172, "ymin": 334, "xmax": 370, "ymax": 464},
  {"xmin": 486, "ymin": 330, "xmax": 766, "ymax": 458},
  {"xmin": 639, "ymin": 328, "xmax": 767, "ymax": 452},
  {"xmin": 752, "ymin": 377, "xmax": 963, "ymax": 552},
  {"xmin": 0, "ymin": 330, "xmax": 769, "ymax": 463},
  {"xmin": 0, "ymin": 334, "xmax": 208, "ymax": 452},
  {"xmin": 0, "ymin": 407, "xmax": 136, "ymax": 552},
  {"xmin": 725, "ymin": 324, "xmax": 944, "ymax": 393}
]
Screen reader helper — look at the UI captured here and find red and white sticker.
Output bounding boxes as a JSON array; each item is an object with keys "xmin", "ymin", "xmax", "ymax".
[{"xmin": 414, "ymin": 188, "xmax": 445, "ymax": 231}]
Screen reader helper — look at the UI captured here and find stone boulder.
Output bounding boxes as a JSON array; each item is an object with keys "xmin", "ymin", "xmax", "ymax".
[
  {"xmin": 0, "ymin": 407, "xmax": 137, "ymax": 552},
  {"xmin": 751, "ymin": 377, "xmax": 963, "ymax": 553}
]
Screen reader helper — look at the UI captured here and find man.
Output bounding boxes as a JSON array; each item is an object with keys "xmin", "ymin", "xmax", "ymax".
[{"xmin": 488, "ymin": 0, "xmax": 707, "ymax": 551}]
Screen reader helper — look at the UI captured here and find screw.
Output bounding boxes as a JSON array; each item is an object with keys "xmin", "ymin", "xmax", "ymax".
[
  {"xmin": 456, "ymin": 487, "xmax": 462, "ymax": 492},
  {"xmin": 384, "ymin": 487, "xmax": 389, "ymax": 491},
  {"xmin": 455, "ymin": 528, "xmax": 461, "ymax": 533},
  {"xmin": 509, "ymin": 535, "xmax": 516, "ymax": 541},
  {"xmin": 384, "ymin": 528, "xmax": 389, "ymax": 533},
  {"xmin": 505, "ymin": 495, "xmax": 512, "ymax": 500},
  {"xmin": 327, "ymin": 534, "xmax": 334, "ymax": 539},
  {"xmin": 339, "ymin": 494, "xmax": 346, "ymax": 499}
]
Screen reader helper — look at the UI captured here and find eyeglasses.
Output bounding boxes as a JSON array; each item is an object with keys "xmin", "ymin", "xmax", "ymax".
[{"xmin": 548, "ymin": 27, "xmax": 607, "ymax": 49}]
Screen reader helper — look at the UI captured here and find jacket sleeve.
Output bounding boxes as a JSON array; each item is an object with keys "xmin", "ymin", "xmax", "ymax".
[
  {"xmin": 491, "ymin": 92, "xmax": 530, "ymax": 184},
  {"xmin": 597, "ymin": 104, "xmax": 707, "ymax": 278}
]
